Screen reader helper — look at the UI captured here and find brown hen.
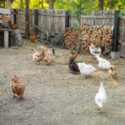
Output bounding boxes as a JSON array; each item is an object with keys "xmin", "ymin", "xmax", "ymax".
[
  {"xmin": 29, "ymin": 31, "xmax": 37, "ymax": 43},
  {"xmin": 10, "ymin": 75, "xmax": 25, "ymax": 100}
]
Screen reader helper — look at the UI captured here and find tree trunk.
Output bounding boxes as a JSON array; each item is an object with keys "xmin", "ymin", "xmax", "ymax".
[
  {"xmin": 25, "ymin": 0, "xmax": 30, "ymax": 37},
  {"xmin": 20, "ymin": 0, "xmax": 23, "ymax": 9},
  {"xmin": 98, "ymin": 0, "xmax": 104, "ymax": 10},
  {"xmin": 49, "ymin": 0, "xmax": 54, "ymax": 9},
  {"xmin": 6, "ymin": 0, "xmax": 11, "ymax": 10}
]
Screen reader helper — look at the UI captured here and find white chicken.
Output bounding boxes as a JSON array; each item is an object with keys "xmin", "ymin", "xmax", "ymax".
[
  {"xmin": 95, "ymin": 82, "xmax": 107, "ymax": 109},
  {"xmin": 77, "ymin": 62, "xmax": 96, "ymax": 77},
  {"xmin": 89, "ymin": 43, "xmax": 101, "ymax": 57},
  {"xmin": 95, "ymin": 55, "xmax": 111, "ymax": 70}
]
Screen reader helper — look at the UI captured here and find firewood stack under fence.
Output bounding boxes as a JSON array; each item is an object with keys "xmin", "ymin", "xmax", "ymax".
[{"xmin": 64, "ymin": 24, "xmax": 113, "ymax": 55}]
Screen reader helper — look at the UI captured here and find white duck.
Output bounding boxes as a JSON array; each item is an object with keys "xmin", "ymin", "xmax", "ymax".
[
  {"xmin": 95, "ymin": 82, "xmax": 107, "ymax": 108},
  {"xmin": 77, "ymin": 62, "xmax": 96, "ymax": 77},
  {"xmin": 95, "ymin": 55, "xmax": 111, "ymax": 70}
]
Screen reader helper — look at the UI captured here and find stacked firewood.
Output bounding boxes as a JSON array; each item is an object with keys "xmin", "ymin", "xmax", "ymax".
[
  {"xmin": 64, "ymin": 28, "xmax": 79, "ymax": 49},
  {"xmin": 64, "ymin": 24, "xmax": 113, "ymax": 55}
]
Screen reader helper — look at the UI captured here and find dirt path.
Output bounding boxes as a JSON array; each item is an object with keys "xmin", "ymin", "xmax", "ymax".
[{"xmin": 0, "ymin": 44, "xmax": 125, "ymax": 125}]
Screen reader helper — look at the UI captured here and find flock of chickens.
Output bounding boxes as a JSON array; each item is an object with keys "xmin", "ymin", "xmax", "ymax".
[
  {"xmin": 68, "ymin": 42, "xmax": 118, "ymax": 109},
  {"xmin": 10, "ymin": 45, "xmax": 55, "ymax": 101},
  {"xmin": 69, "ymin": 42, "xmax": 117, "ymax": 78},
  {"xmin": 10, "ymin": 42, "xmax": 118, "ymax": 111}
]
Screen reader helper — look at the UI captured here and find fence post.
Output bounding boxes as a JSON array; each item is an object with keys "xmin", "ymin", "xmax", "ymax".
[
  {"xmin": 65, "ymin": 11, "xmax": 70, "ymax": 29},
  {"xmin": 111, "ymin": 10, "xmax": 120, "ymax": 59},
  {"xmin": 34, "ymin": 9, "xmax": 39, "ymax": 33},
  {"xmin": 25, "ymin": 0, "xmax": 30, "ymax": 37},
  {"xmin": 13, "ymin": 9, "xmax": 17, "ymax": 24},
  {"xmin": 112, "ymin": 11, "xmax": 120, "ymax": 51}
]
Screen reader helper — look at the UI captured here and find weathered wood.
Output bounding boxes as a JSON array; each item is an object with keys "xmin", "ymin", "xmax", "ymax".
[
  {"xmin": 12, "ymin": 9, "xmax": 115, "ymax": 33},
  {"xmin": 4, "ymin": 30, "xmax": 9, "ymax": 48},
  {"xmin": 34, "ymin": 9, "xmax": 39, "ymax": 33},
  {"xmin": 65, "ymin": 11, "xmax": 70, "ymax": 28},
  {"xmin": 25, "ymin": 0, "xmax": 30, "ymax": 36},
  {"xmin": 49, "ymin": 0, "xmax": 54, "ymax": 9},
  {"xmin": 6, "ymin": 0, "xmax": 11, "ymax": 10},
  {"xmin": 112, "ymin": 11, "xmax": 120, "ymax": 52},
  {"xmin": 64, "ymin": 25, "xmax": 113, "ymax": 55}
]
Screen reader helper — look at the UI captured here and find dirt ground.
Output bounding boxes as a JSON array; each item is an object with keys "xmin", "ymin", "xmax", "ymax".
[{"xmin": 0, "ymin": 42, "xmax": 125, "ymax": 125}]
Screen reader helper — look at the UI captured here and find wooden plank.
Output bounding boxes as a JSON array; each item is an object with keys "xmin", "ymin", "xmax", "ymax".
[
  {"xmin": 48, "ymin": 9, "xmax": 53, "ymax": 31},
  {"xmin": 4, "ymin": 30, "xmax": 9, "ymax": 48},
  {"xmin": 11, "ymin": 9, "xmax": 117, "ymax": 33}
]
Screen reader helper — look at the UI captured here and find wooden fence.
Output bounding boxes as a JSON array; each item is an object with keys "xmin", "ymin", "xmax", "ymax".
[
  {"xmin": 11, "ymin": 9, "xmax": 115, "ymax": 32},
  {"xmin": 11, "ymin": 9, "xmax": 125, "ymax": 56},
  {"xmin": 11, "ymin": 9, "xmax": 66, "ymax": 32},
  {"xmin": 119, "ymin": 17, "xmax": 125, "ymax": 57},
  {"xmin": 70, "ymin": 10, "xmax": 115, "ymax": 27}
]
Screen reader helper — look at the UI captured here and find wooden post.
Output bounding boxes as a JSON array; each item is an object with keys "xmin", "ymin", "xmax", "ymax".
[
  {"xmin": 13, "ymin": 9, "xmax": 17, "ymax": 24},
  {"xmin": 20, "ymin": 0, "xmax": 23, "ymax": 9},
  {"xmin": 65, "ymin": 11, "xmax": 70, "ymax": 28},
  {"xmin": 6, "ymin": 0, "xmax": 11, "ymax": 10},
  {"xmin": 112, "ymin": 11, "xmax": 120, "ymax": 52},
  {"xmin": 4, "ymin": 30, "xmax": 9, "ymax": 48},
  {"xmin": 110, "ymin": 10, "xmax": 120, "ymax": 59},
  {"xmin": 49, "ymin": 0, "xmax": 54, "ymax": 9},
  {"xmin": 34, "ymin": 9, "xmax": 39, "ymax": 34},
  {"xmin": 98, "ymin": 0, "xmax": 104, "ymax": 10},
  {"xmin": 25, "ymin": 0, "xmax": 30, "ymax": 37}
]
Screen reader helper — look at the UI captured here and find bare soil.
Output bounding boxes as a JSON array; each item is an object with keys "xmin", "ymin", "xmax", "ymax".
[{"xmin": 0, "ymin": 42, "xmax": 125, "ymax": 125}]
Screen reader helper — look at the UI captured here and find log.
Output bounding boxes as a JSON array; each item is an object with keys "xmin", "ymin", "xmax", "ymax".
[{"xmin": 64, "ymin": 24, "xmax": 113, "ymax": 55}]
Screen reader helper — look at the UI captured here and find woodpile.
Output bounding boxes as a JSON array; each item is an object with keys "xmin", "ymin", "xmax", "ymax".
[
  {"xmin": 64, "ymin": 24, "xmax": 113, "ymax": 55},
  {"xmin": 64, "ymin": 28, "xmax": 78, "ymax": 50}
]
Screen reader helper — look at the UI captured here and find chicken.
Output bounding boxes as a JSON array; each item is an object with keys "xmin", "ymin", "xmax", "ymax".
[
  {"xmin": 89, "ymin": 43, "xmax": 101, "ymax": 57},
  {"xmin": 95, "ymin": 55, "xmax": 111, "ymax": 70},
  {"xmin": 1, "ymin": 15, "xmax": 18, "ymax": 29},
  {"xmin": 95, "ymin": 82, "xmax": 107, "ymax": 109},
  {"xmin": 108, "ymin": 65, "xmax": 118, "ymax": 79},
  {"xmin": 44, "ymin": 49, "xmax": 54, "ymax": 65},
  {"xmin": 31, "ymin": 48, "xmax": 45, "ymax": 64},
  {"xmin": 103, "ymin": 44, "xmax": 111, "ymax": 56},
  {"xmin": 10, "ymin": 74, "xmax": 25, "ymax": 100},
  {"xmin": 2, "ymin": 15, "xmax": 11, "ymax": 24},
  {"xmin": 9, "ymin": 21, "xmax": 18, "ymax": 29},
  {"xmin": 69, "ymin": 59, "xmax": 80, "ymax": 74},
  {"xmin": 29, "ymin": 31, "xmax": 37, "ymax": 43},
  {"xmin": 44, "ymin": 55, "xmax": 54, "ymax": 65},
  {"xmin": 69, "ymin": 50, "xmax": 78, "ymax": 60},
  {"xmin": 68, "ymin": 51, "xmax": 80, "ymax": 74},
  {"xmin": 77, "ymin": 62, "xmax": 96, "ymax": 78}
]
